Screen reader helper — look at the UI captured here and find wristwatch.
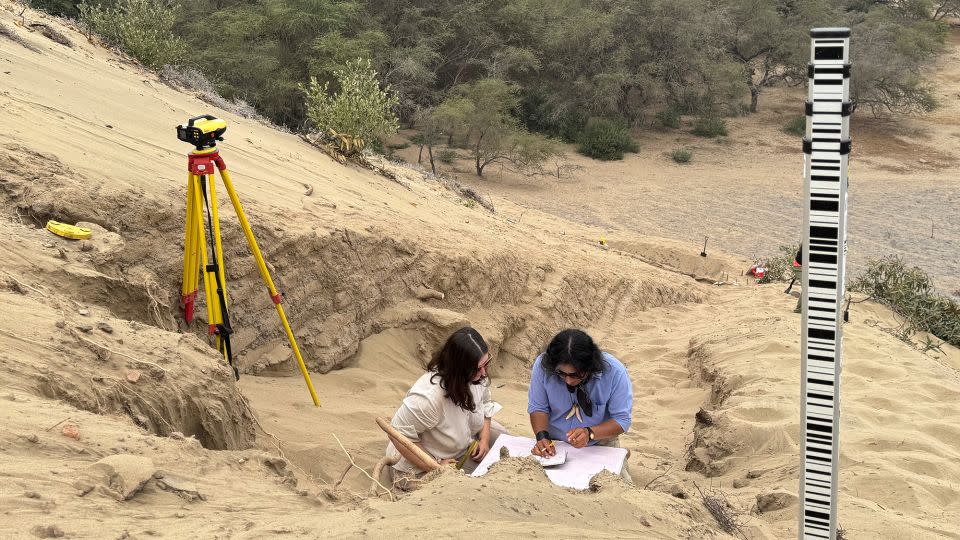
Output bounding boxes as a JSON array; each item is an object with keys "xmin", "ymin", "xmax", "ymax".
[{"xmin": 586, "ymin": 426, "xmax": 595, "ymax": 441}]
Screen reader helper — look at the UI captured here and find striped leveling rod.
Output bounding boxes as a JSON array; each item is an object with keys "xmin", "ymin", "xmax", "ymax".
[{"xmin": 798, "ymin": 27, "xmax": 851, "ymax": 540}]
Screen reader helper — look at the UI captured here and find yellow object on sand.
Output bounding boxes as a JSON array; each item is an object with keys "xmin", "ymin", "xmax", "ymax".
[
  {"xmin": 46, "ymin": 220, "xmax": 92, "ymax": 240},
  {"xmin": 456, "ymin": 440, "xmax": 480, "ymax": 470}
]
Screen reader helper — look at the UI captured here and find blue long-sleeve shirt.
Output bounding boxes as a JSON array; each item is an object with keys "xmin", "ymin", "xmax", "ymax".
[{"xmin": 527, "ymin": 352, "xmax": 633, "ymax": 444}]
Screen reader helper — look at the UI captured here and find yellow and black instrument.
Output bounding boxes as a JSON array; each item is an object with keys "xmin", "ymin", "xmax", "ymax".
[{"xmin": 177, "ymin": 115, "xmax": 320, "ymax": 406}]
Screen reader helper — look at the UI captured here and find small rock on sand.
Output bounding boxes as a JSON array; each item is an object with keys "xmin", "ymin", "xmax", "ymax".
[
  {"xmin": 30, "ymin": 525, "xmax": 64, "ymax": 538},
  {"xmin": 754, "ymin": 490, "xmax": 798, "ymax": 513},
  {"xmin": 156, "ymin": 475, "xmax": 205, "ymax": 502},
  {"xmin": 77, "ymin": 454, "xmax": 156, "ymax": 501},
  {"xmin": 61, "ymin": 424, "xmax": 80, "ymax": 440},
  {"xmin": 125, "ymin": 370, "xmax": 141, "ymax": 384},
  {"xmin": 26, "ymin": 434, "xmax": 39, "ymax": 443},
  {"xmin": 97, "ymin": 322, "xmax": 114, "ymax": 333}
]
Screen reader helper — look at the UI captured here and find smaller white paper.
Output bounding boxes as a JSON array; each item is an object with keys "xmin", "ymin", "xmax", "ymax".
[{"xmin": 535, "ymin": 450, "xmax": 566, "ymax": 467}]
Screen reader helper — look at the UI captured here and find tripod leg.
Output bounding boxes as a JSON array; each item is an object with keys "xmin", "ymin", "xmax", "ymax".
[
  {"xmin": 202, "ymin": 175, "xmax": 236, "ymax": 376},
  {"xmin": 181, "ymin": 173, "xmax": 200, "ymax": 322},
  {"xmin": 218, "ymin": 167, "xmax": 320, "ymax": 407},
  {"xmin": 191, "ymin": 175, "xmax": 219, "ymax": 341},
  {"xmin": 207, "ymin": 177, "xmax": 230, "ymax": 313}
]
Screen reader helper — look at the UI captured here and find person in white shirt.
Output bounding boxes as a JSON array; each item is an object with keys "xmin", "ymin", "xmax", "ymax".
[{"xmin": 386, "ymin": 327, "xmax": 506, "ymax": 488}]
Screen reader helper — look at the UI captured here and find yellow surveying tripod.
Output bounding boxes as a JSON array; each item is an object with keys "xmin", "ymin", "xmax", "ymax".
[{"xmin": 177, "ymin": 115, "xmax": 320, "ymax": 406}]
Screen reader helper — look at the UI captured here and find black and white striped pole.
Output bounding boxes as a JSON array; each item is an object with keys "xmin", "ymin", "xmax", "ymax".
[{"xmin": 799, "ymin": 27, "xmax": 851, "ymax": 540}]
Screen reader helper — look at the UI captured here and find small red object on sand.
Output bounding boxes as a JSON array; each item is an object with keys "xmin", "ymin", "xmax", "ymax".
[
  {"xmin": 61, "ymin": 424, "xmax": 80, "ymax": 440},
  {"xmin": 126, "ymin": 370, "xmax": 141, "ymax": 383}
]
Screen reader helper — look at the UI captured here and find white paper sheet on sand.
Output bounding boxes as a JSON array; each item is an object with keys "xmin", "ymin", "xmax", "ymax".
[{"xmin": 470, "ymin": 434, "xmax": 627, "ymax": 490}]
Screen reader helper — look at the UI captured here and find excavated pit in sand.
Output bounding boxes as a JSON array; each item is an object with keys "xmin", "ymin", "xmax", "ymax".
[
  {"xmin": 1, "ymin": 141, "xmax": 706, "ymax": 378},
  {"xmin": 0, "ymin": 140, "xmax": 712, "ymax": 462}
]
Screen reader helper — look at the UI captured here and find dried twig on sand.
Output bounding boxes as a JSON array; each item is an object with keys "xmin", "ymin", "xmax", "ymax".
[
  {"xmin": 1, "ymin": 271, "xmax": 48, "ymax": 297},
  {"xmin": 70, "ymin": 330, "xmax": 168, "ymax": 373},
  {"xmin": 0, "ymin": 328, "xmax": 62, "ymax": 352},
  {"xmin": 46, "ymin": 417, "xmax": 72, "ymax": 431},
  {"xmin": 28, "ymin": 23, "xmax": 73, "ymax": 48},
  {"xmin": 694, "ymin": 482, "xmax": 746, "ymax": 538},
  {"xmin": 332, "ymin": 433, "xmax": 394, "ymax": 500},
  {"xmin": 141, "ymin": 278, "xmax": 170, "ymax": 331},
  {"xmin": 237, "ymin": 392, "xmax": 333, "ymax": 493},
  {"xmin": 94, "ymin": 375, "xmax": 177, "ymax": 432},
  {"xmin": 643, "ymin": 463, "xmax": 675, "ymax": 490},
  {"xmin": 1, "ymin": 21, "xmax": 42, "ymax": 52}
]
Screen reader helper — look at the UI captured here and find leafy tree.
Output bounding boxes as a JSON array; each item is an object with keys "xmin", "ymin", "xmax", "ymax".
[
  {"xmin": 710, "ymin": 0, "xmax": 839, "ymax": 113},
  {"xmin": 848, "ymin": 5, "xmax": 946, "ymax": 116},
  {"xmin": 410, "ymin": 107, "xmax": 447, "ymax": 174},
  {"xmin": 302, "ymin": 58, "xmax": 400, "ymax": 144},
  {"xmin": 439, "ymin": 79, "xmax": 558, "ymax": 176},
  {"xmin": 78, "ymin": 0, "xmax": 186, "ymax": 69},
  {"xmin": 930, "ymin": 0, "xmax": 960, "ymax": 19},
  {"xmin": 29, "ymin": 0, "xmax": 81, "ymax": 17},
  {"xmin": 175, "ymin": 0, "xmax": 365, "ymax": 127}
]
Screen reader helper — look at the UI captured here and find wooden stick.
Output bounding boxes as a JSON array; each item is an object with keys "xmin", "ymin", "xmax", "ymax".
[
  {"xmin": 334, "ymin": 462, "xmax": 353, "ymax": 487},
  {"xmin": 332, "ymin": 433, "xmax": 394, "ymax": 500},
  {"xmin": 375, "ymin": 417, "xmax": 439, "ymax": 472},
  {"xmin": 370, "ymin": 455, "xmax": 400, "ymax": 495}
]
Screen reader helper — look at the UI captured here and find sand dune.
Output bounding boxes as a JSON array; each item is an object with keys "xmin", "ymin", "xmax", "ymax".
[{"xmin": 2, "ymin": 2, "xmax": 959, "ymax": 539}]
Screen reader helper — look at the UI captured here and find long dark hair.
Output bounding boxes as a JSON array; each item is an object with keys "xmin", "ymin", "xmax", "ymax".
[
  {"xmin": 541, "ymin": 329, "xmax": 606, "ymax": 376},
  {"xmin": 427, "ymin": 327, "xmax": 489, "ymax": 412}
]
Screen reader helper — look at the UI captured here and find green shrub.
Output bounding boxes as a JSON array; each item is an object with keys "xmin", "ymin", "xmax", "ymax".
[
  {"xmin": 757, "ymin": 243, "xmax": 800, "ymax": 284},
  {"xmin": 692, "ymin": 116, "xmax": 728, "ymax": 138},
  {"xmin": 851, "ymin": 255, "xmax": 960, "ymax": 347},
  {"xmin": 670, "ymin": 148, "xmax": 692, "ymax": 163},
  {"xmin": 656, "ymin": 108, "xmax": 681, "ymax": 129},
  {"xmin": 576, "ymin": 117, "xmax": 639, "ymax": 161},
  {"xmin": 78, "ymin": 0, "xmax": 186, "ymax": 69},
  {"xmin": 301, "ymin": 58, "xmax": 399, "ymax": 145},
  {"xmin": 782, "ymin": 115, "xmax": 805, "ymax": 137},
  {"xmin": 437, "ymin": 149, "xmax": 457, "ymax": 164},
  {"xmin": 519, "ymin": 92, "xmax": 587, "ymax": 143}
]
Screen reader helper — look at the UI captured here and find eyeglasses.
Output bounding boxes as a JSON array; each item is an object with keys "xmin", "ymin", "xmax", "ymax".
[
  {"xmin": 555, "ymin": 368, "xmax": 586, "ymax": 380},
  {"xmin": 473, "ymin": 354, "xmax": 492, "ymax": 376}
]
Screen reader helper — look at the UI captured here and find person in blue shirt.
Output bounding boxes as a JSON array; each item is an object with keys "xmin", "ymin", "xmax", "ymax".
[{"xmin": 528, "ymin": 329, "xmax": 634, "ymax": 482}]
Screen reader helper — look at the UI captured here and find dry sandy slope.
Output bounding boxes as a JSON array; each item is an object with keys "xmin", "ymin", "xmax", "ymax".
[{"xmin": 2, "ymin": 3, "xmax": 960, "ymax": 539}]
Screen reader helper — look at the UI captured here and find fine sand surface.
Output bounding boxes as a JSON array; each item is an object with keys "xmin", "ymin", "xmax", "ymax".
[{"xmin": 2, "ymin": 3, "xmax": 959, "ymax": 539}]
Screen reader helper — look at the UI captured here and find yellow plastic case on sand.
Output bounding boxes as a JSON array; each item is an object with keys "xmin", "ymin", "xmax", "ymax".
[{"xmin": 46, "ymin": 220, "xmax": 92, "ymax": 240}]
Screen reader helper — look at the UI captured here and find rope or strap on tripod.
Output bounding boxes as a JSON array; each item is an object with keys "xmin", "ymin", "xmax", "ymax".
[{"xmin": 198, "ymin": 175, "xmax": 239, "ymax": 380}]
